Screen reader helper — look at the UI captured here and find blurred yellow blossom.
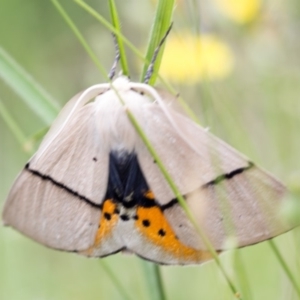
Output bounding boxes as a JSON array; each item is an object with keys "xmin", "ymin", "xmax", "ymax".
[
  {"xmin": 214, "ymin": 0, "xmax": 261, "ymax": 24},
  {"xmin": 160, "ymin": 33, "xmax": 234, "ymax": 84}
]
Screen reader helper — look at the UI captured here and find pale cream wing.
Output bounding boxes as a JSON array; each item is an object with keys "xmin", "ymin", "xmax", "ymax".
[
  {"xmin": 29, "ymin": 104, "xmax": 109, "ymax": 204},
  {"xmin": 37, "ymin": 86, "xmax": 108, "ymax": 158},
  {"xmin": 131, "ymin": 104, "xmax": 249, "ymax": 204},
  {"xmin": 3, "ymin": 170, "xmax": 101, "ymax": 251},
  {"xmin": 164, "ymin": 166, "xmax": 288, "ymax": 251},
  {"xmin": 132, "ymin": 104, "xmax": 291, "ymax": 250},
  {"xmin": 2, "ymin": 103, "xmax": 120, "ymax": 253}
]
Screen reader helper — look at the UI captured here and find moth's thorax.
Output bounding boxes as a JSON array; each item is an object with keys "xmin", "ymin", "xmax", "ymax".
[
  {"xmin": 93, "ymin": 83, "xmax": 152, "ymax": 153},
  {"xmin": 110, "ymin": 76, "xmax": 131, "ymax": 92}
]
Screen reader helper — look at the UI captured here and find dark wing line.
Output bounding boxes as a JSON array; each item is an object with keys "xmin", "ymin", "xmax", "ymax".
[
  {"xmin": 25, "ymin": 163, "xmax": 103, "ymax": 209},
  {"xmin": 161, "ymin": 162, "xmax": 255, "ymax": 211},
  {"xmin": 204, "ymin": 162, "xmax": 254, "ymax": 187},
  {"xmin": 161, "ymin": 199, "xmax": 179, "ymax": 211},
  {"xmin": 25, "ymin": 161, "xmax": 254, "ymax": 211}
]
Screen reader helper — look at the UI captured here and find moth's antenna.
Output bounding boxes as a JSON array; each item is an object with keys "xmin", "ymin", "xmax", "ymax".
[
  {"xmin": 108, "ymin": 34, "xmax": 121, "ymax": 80},
  {"xmin": 144, "ymin": 23, "xmax": 173, "ymax": 84}
]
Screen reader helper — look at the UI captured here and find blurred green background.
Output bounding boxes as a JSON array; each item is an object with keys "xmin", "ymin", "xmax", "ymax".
[{"xmin": 1, "ymin": 0, "xmax": 300, "ymax": 299}]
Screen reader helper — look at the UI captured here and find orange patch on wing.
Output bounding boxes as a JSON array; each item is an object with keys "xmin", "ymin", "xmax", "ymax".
[
  {"xmin": 94, "ymin": 200, "xmax": 119, "ymax": 245},
  {"xmin": 135, "ymin": 205, "xmax": 211, "ymax": 263},
  {"xmin": 144, "ymin": 190, "xmax": 155, "ymax": 200},
  {"xmin": 82, "ymin": 199, "xmax": 118, "ymax": 255}
]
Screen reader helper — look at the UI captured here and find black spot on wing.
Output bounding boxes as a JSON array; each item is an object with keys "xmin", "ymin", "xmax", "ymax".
[
  {"xmin": 104, "ymin": 213, "xmax": 111, "ymax": 220},
  {"xmin": 120, "ymin": 215, "xmax": 130, "ymax": 221},
  {"xmin": 158, "ymin": 229, "xmax": 166, "ymax": 236},
  {"xmin": 142, "ymin": 219, "xmax": 150, "ymax": 227}
]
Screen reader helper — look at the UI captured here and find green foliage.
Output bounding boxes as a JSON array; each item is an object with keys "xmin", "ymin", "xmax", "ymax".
[{"xmin": 0, "ymin": 1, "xmax": 300, "ymax": 300}]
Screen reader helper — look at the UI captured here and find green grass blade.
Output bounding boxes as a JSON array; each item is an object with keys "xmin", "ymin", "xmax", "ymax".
[
  {"xmin": 56, "ymin": 2, "xmax": 240, "ymax": 297},
  {"xmin": 268, "ymin": 240, "xmax": 300, "ymax": 298},
  {"xmin": 51, "ymin": 0, "xmax": 107, "ymax": 78},
  {"xmin": 140, "ymin": 261, "xmax": 166, "ymax": 300},
  {"xmin": 73, "ymin": 0, "xmax": 146, "ymax": 63},
  {"xmin": 232, "ymin": 250, "xmax": 252, "ymax": 300},
  {"xmin": 0, "ymin": 47, "xmax": 59, "ymax": 124},
  {"xmin": 25, "ymin": 126, "xmax": 49, "ymax": 152},
  {"xmin": 108, "ymin": 0, "xmax": 129, "ymax": 76},
  {"xmin": 186, "ymin": 0, "xmax": 201, "ymax": 35},
  {"xmin": 99, "ymin": 261, "xmax": 134, "ymax": 300},
  {"xmin": 125, "ymin": 107, "xmax": 242, "ymax": 299},
  {"xmin": 73, "ymin": 0, "xmax": 200, "ymax": 123},
  {"xmin": 140, "ymin": 0, "xmax": 175, "ymax": 85},
  {"xmin": 0, "ymin": 98, "xmax": 27, "ymax": 146}
]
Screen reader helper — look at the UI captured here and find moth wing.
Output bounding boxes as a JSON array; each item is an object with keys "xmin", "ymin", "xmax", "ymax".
[
  {"xmin": 40, "ymin": 91, "xmax": 85, "ymax": 148},
  {"xmin": 164, "ymin": 166, "xmax": 288, "ymax": 251},
  {"xmin": 155, "ymin": 88, "xmax": 188, "ymax": 116},
  {"xmin": 29, "ymin": 88, "xmax": 109, "ymax": 204},
  {"xmin": 132, "ymin": 103, "xmax": 291, "ymax": 250},
  {"xmin": 132, "ymin": 104, "xmax": 248, "ymax": 203},
  {"xmin": 3, "ymin": 96, "xmax": 122, "ymax": 254},
  {"xmin": 3, "ymin": 169, "xmax": 100, "ymax": 251},
  {"xmin": 37, "ymin": 86, "xmax": 107, "ymax": 156}
]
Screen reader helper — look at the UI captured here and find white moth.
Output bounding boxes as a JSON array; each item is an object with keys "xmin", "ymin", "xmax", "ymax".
[{"xmin": 2, "ymin": 76, "xmax": 291, "ymax": 265}]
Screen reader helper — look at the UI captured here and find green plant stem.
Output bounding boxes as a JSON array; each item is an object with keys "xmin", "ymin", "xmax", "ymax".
[
  {"xmin": 55, "ymin": 2, "xmax": 241, "ymax": 298},
  {"xmin": 74, "ymin": 0, "xmax": 145, "ymax": 62},
  {"xmin": 0, "ymin": 47, "xmax": 58, "ymax": 124},
  {"xmin": 141, "ymin": 0, "xmax": 175, "ymax": 85},
  {"xmin": 108, "ymin": 0, "xmax": 129, "ymax": 76},
  {"xmin": 73, "ymin": 0, "xmax": 199, "ymax": 123},
  {"xmin": 0, "ymin": 98, "xmax": 27, "ymax": 146},
  {"xmin": 51, "ymin": 0, "xmax": 107, "ymax": 78},
  {"xmin": 186, "ymin": 0, "xmax": 201, "ymax": 35},
  {"xmin": 100, "ymin": 261, "xmax": 134, "ymax": 300},
  {"xmin": 110, "ymin": 74, "xmax": 241, "ymax": 298},
  {"xmin": 125, "ymin": 108, "xmax": 242, "ymax": 299},
  {"xmin": 140, "ymin": 261, "xmax": 166, "ymax": 300},
  {"xmin": 268, "ymin": 240, "xmax": 300, "ymax": 298}
]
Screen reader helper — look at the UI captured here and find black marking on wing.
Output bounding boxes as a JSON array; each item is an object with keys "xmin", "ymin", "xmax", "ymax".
[
  {"xmin": 25, "ymin": 163, "xmax": 102, "ymax": 209},
  {"xmin": 97, "ymin": 247, "xmax": 126, "ymax": 258},
  {"xmin": 135, "ymin": 253, "xmax": 171, "ymax": 266},
  {"xmin": 120, "ymin": 214, "xmax": 130, "ymax": 221},
  {"xmin": 75, "ymin": 247, "xmax": 126, "ymax": 258},
  {"xmin": 161, "ymin": 162, "xmax": 255, "ymax": 211},
  {"xmin": 204, "ymin": 162, "xmax": 255, "ymax": 187},
  {"xmin": 107, "ymin": 151, "xmax": 254, "ymax": 211},
  {"xmin": 161, "ymin": 199, "xmax": 179, "ymax": 211},
  {"xmin": 26, "ymin": 150, "xmax": 254, "ymax": 217}
]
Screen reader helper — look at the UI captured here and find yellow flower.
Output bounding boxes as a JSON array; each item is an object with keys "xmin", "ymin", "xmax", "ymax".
[
  {"xmin": 214, "ymin": 0, "xmax": 261, "ymax": 24},
  {"xmin": 160, "ymin": 33, "xmax": 234, "ymax": 84}
]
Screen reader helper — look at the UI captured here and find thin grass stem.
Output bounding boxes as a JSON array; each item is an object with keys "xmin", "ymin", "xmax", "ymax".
[
  {"xmin": 51, "ymin": 0, "xmax": 107, "ymax": 78},
  {"xmin": 108, "ymin": 0, "xmax": 129, "ymax": 76},
  {"xmin": 268, "ymin": 240, "xmax": 300, "ymax": 298},
  {"xmin": 140, "ymin": 261, "xmax": 166, "ymax": 300},
  {"xmin": 141, "ymin": 0, "xmax": 175, "ymax": 85},
  {"xmin": 0, "ymin": 98, "xmax": 27, "ymax": 146},
  {"xmin": 99, "ymin": 261, "xmax": 134, "ymax": 300},
  {"xmin": 0, "ymin": 47, "xmax": 58, "ymax": 124}
]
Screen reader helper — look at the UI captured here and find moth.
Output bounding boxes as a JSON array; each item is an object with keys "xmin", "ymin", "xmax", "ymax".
[{"xmin": 2, "ymin": 75, "xmax": 292, "ymax": 265}]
